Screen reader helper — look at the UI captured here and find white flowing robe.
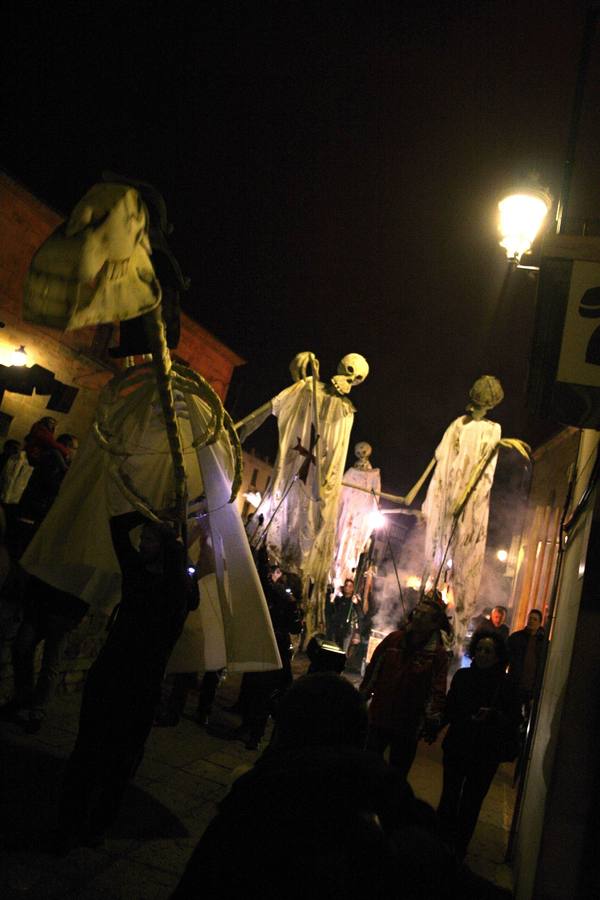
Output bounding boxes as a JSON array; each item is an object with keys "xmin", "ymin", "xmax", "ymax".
[
  {"xmin": 421, "ymin": 415, "xmax": 501, "ymax": 640},
  {"xmin": 250, "ymin": 378, "xmax": 355, "ymax": 618},
  {"xmin": 333, "ymin": 466, "xmax": 381, "ymax": 586},
  {"xmin": 22, "ymin": 364, "xmax": 281, "ymax": 673}
]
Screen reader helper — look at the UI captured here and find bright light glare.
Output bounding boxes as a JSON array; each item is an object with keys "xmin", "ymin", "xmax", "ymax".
[
  {"xmin": 496, "ymin": 548, "xmax": 508, "ymax": 563},
  {"xmin": 498, "ymin": 193, "xmax": 549, "ymax": 261},
  {"xmin": 243, "ymin": 491, "xmax": 262, "ymax": 509},
  {"xmin": 11, "ymin": 345, "xmax": 28, "ymax": 366},
  {"xmin": 368, "ymin": 510, "xmax": 386, "ymax": 530},
  {"xmin": 446, "ymin": 558, "xmax": 453, "ymax": 570},
  {"xmin": 406, "ymin": 575, "xmax": 422, "ymax": 590}
]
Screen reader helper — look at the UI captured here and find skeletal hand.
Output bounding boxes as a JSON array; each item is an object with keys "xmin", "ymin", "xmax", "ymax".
[{"xmin": 289, "ymin": 351, "xmax": 320, "ymax": 383}]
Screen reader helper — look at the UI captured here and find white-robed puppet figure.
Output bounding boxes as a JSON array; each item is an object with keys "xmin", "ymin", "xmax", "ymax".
[
  {"xmin": 21, "ymin": 178, "xmax": 280, "ymax": 675},
  {"xmin": 237, "ymin": 351, "xmax": 369, "ymax": 633},
  {"xmin": 405, "ymin": 376, "xmax": 528, "ymax": 645},
  {"xmin": 333, "ymin": 441, "xmax": 381, "ymax": 586}
]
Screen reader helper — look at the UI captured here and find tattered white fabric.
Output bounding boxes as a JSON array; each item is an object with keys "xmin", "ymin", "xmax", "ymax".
[
  {"xmin": 22, "ymin": 364, "xmax": 280, "ymax": 673},
  {"xmin": 421, "ymin": 416, "xmax": 501, "ymax": 640},
  {"xmin": 166, "ymin": 572, "xmax": 227, "ymax": 674},
  {"xmin": 251, "ymin": 377, "xmax": 355, "ymax": 594},
  {"xmin": 333, "ymin": 465, "xmax": 381, "ymax": 586}
]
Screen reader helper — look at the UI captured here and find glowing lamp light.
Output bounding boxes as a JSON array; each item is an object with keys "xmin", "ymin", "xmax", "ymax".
[
  {"xmin": 496, "ymin": 549, "xmax": 508, "ymax": 563},
  {"xmin": 368, "ymin": 510, "xmax": 387, "ymax": 530},
  {"xmin": 243, "ymin": 491, "xmax": 262, "ymax": 509},
  {"xmin": 11, "ymin": 345, "xmax": 28, "ymax": 366},
  {"xmin": 498, "ymin": 190, "xmax": 551, "ymax": 262},
  {"xmin": 406, "ymin": 575, "xmax": 422, "ymax": 591}
]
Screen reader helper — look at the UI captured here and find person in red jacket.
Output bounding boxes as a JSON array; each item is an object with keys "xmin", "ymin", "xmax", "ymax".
[
  {"xmin": 23, "ymin": 417, "xmax": 69, "ymax": 467},
  {"xmin": 360, "ymin": 591, "xmax": 450, "ymax": 778}
]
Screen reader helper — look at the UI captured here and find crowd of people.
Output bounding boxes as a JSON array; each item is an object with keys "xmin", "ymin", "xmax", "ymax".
[{"xmin": 0, "ymin": 425, "xmax": 548, "ymax": 895}]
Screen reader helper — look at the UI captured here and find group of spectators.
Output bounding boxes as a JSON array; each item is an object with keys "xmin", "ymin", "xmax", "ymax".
[
  {"xmin": 0, "ymin": 418, "xmax": 548, "ymax": 893},
  {"xmin": 0, "ymin": 420, "xmax": 81, "ymax": 733}
]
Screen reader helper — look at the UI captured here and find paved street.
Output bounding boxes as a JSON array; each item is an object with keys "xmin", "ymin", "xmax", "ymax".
[{"xmin": 0, "ymin": 658, "xmax": 515, "ymax": 898}]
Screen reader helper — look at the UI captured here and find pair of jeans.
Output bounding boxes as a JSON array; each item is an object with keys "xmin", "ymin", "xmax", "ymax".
[
  {"xmin": 13, "ymin": 583, "xmax": 87, "ymax": 717},
  {"xmin": 437, "ymin": 752, "xmax": 499, "ymax": 859}
]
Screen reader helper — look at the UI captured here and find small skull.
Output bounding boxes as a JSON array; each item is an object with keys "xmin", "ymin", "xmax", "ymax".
[
  {"xmin": 354, "ymin": 441, "xmax": 373, "ymax": 470},
  {"xmin": 331, "ymin": 353, "xmax": 369, "ymax": 395}
]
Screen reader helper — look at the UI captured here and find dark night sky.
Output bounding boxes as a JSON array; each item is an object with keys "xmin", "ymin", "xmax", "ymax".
[{"xmin": 2, "ymin": 1, "xmax": 599, "ymax": 494}]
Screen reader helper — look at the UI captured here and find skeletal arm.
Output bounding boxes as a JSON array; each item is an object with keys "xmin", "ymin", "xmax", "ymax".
[
  {"xmin": 234, "ymin": 400, "xmax": 273, "ymax": 444},
  {"xmin": 403, "ymin": 457, "xmax": 436, "ymax": 506}
]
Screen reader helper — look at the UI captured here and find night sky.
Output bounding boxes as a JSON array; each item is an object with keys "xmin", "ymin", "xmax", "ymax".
[{"xmin": 3, "ymin": 1, "xmax": 599, "ymax": 495}]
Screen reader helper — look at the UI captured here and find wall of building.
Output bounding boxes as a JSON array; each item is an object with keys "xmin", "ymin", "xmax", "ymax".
[
  {"xmin": 236, "ymin": 448, "xmax": 274, "ymax": 522},
  {"xmin": 514, "ymin": 428, "xmax": 599, "ymax": 899},
  {"xmin": 509, "ymin": 428, "xmax": 580, "ymax": 631}
]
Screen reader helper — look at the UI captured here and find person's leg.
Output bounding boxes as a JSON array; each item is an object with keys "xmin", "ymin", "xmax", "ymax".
[
  {"xmin": 196, "ymin": 670, "xmax": 221, "ymax": 723},
  {"xmin": 366, "ymin": 725, "xmax": 392, "ymax": 759},
  {"xmin": 388, "ymin": 729, "xmax": 419, "ymax": 780},
  {"xmin": 28, "ymin": 612, "xmax": 74, "ymax": 728},
  {"xmin": 155, "ymin": 672, "xmax": 196, "ymax": 725},
  {"xmin": 454, "ymin": 759, "xmax": 499, "ymax": 859},
  {"xmin": 437, "ymin": 755, "xmax": 466, "ymax": 849},
  {"xmin": 244, "ymin": 671, "xmax": 278, "ymax": 749},
  {"xmin": 11, "ymin": 616, "xmax": 39, "ymax": 710}
]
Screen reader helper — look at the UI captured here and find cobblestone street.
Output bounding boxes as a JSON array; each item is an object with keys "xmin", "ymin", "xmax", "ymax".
[{"xmin": 0, "ymin": 658, "xmax": 515, "ymax": 898}]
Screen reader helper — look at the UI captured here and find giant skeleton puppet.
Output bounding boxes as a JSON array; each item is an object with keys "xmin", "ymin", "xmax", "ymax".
[
  {"xmin": 237, "ymin": 351, "xmax": 369, "ymax": 634},
  {"xmin": 404, "ymin": 376, "xmax": 529, "ymax": 645},
  {"xmin": 21, "ymin": 178, "xmax": 280, "ymax": 673},
  {"xmin": 333, "ymin": 442, "xmax": 381, "ymax": 586}
]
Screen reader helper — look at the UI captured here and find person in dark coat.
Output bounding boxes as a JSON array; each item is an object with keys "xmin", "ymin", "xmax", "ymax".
[
  {"xmin": 473, "ymin": 605, "xmax": 509, "ymax": 642},
  {"xmin": 507, "ymin": 608, "xmax": 545, "ymax": 710},
  {"xmin": 174, "ymin": 674, "xmax": 441, "ymax": 900},
  {"xmin": 437, "ymin": 630, "xmax": 520, "ymax": 860},
  {"xmin": 325, "ymin": 577, "xmax": 358, "ymax": 649},
  {"xmin": 360, "ymin": 591, "xmax": 449, "ymax": 778},
  {"xmin": 57, "ymin": 511, "xmax": 196, "ymax": 849}
]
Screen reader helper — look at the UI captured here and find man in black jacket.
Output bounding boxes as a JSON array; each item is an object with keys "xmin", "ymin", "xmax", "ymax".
[{"xmin": 507, "ymin": 609, "xmax": 545, "ymax": 709}]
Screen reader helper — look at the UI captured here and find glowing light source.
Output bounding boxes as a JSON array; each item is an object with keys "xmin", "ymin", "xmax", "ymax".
[
  {"xmin": 446, "ymin": 558, "xmax": 453, "ymax": 570},
  {"xmin": 496, "ymin": 548, "xmax": 508, "ymax": 563},
  {"xmin": 498, "ymin": 189, "xmax": 551, "ymax": 262},
  {"xmin": 11, "ymin": 345, "xmax": 28, "ymax": 366},
  {"xmin": 368, "ymin": 510, "xmax": 387, "ymax": 530},
  {"xmin": 406, "ymin": 575, "xmax": 422, "ymax": 591},
  {"xmin": 243, "ymin": 491, "xmax": 262, "ymax": 509}
]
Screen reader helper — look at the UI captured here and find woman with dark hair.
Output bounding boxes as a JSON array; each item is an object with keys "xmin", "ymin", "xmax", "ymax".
[{"xmin": 437, "ymin": 630, "xmax": 519, "ymax": 860}]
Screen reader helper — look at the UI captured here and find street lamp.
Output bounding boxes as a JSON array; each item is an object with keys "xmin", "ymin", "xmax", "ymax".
[{"xmin": 498, "ymin": 186, "xmax": 552, "ymax": 264}]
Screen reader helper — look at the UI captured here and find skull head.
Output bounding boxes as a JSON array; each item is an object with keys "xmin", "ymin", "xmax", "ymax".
[
  {"xmin": 24, "ymin": 183, "xmax": 161, "ymax": 331},
  {"xmin": 331, "ymin": 353, "xmax": 369, "ymax": 395},
  {"xmin": 465, "ymin": 375, "xmax": 504, "ymax": 421},
  {"xmin": 354, "ymin": 441, "xmax": 373, "ymax": 470}
]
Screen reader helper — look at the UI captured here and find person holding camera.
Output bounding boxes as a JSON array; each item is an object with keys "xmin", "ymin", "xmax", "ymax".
[{"xmin": 437, "ymin": 630, "xmax": 520, "ymax": 860}]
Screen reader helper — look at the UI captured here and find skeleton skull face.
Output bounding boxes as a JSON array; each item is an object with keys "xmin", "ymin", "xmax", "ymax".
[
  {"xmin": 331, "ymin": 353, "xmax": 369, "ymax": 395},
  {"xmin": 24, "ymin": 183, "xmax": 161, "ymax": 331},
  {"xmin": 354, "ymin": 441, "xmax": 373, "ymax": 469},
  {"xmin": 355, "ymin": 442, "xmax": 372, "ymax": 460}
]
